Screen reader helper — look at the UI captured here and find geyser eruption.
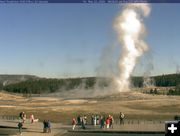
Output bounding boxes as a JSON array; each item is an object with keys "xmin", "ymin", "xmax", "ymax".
[{"xmin": 114, "ymin": 4, "xmax": 151, "ymax": 92}]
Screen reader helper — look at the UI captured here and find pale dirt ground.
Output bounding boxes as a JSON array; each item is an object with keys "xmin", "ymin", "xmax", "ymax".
[{"xmin": 0, "ymin": 91, "xmax": 180, "ymax": 122}]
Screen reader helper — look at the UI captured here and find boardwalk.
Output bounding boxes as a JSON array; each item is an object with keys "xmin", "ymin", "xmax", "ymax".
[
  {"xmin": 61, "ymin": 132, "xmax": 164, "ymax": 136},
  {"xmin": 0, "ymin": 118, "xmax": 165, "ymax": 136},
  {"xmin": 0, "ymin": 119, "xmax": 66, "ymax": 136}
]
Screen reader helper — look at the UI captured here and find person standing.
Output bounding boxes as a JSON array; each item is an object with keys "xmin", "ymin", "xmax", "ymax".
[
  {"xmin": 21, "ymin": 112, "xmax": 26, "ymax": 123},
  {"xmin": 106, "ymin": 117, "xmax": 110, "ymax": 129},
  {"xmin": 110, "ymin": 115, "xmax": 114, "ymax": 129},
  {"xmin": 72, "ymin": 118, "xmax": 76, "ymax": 130},
  {"xmin": 18, "ymin": 121, "xmax": 23, "ymax": 135},
  {"xmin": 91, "ymin": 115, "xmax": 94, "ymax": 125},
  {"xmin": 97, "ymin": 115, "xmax": 99, "ymax": 125},
  {"xmin": 119, "ymin": 112, "xmax": 125, "ymax": 125},
  {"xmin": 43, "ymin": 120, "xmax": 48, "ymax": 133},
  {"xmin": 94, "ymin": 115, "xmax": 97, "ymax": 126},
  {"xmin": 84, "ymin": 115, "xmax": 87, "ymax": 125},
  {"xmin": 19, "ymin": 112, "xmax": 23, "ymax": 120},
  {"xmin": 77, "ymin": 115, "xmax": 81, "ymax": 125},
  {"xmin": 47, "ymin": 120, "xmax": 51, "ymax": 133},
  {"xmin": 81, "ymin": 117, "xmax": 86, "ymax": 129},
  {"xmin": 100, "ymin": 116, "xmax": 105, "ymax": 129},
  {"xmin": 109, "ymin": 115, "xmax": 112, "ymax": 128},
  {"xmin": 30, "ymin": 114, "xmax": 34, "ymax": 123}
]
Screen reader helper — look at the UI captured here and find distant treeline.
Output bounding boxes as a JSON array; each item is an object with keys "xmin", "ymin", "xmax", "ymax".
[
  {"xmin": 2, "ymin": 77, "xmax": 109, "ymax": 94},
  {"xmin": 132, "ymin": 74, "xmax": 180, "ymax": 87},
  {"xmin": 167, "ymin": 85, "xmax": 180, "ymax": 95},
  {"xmin": 1, "ymin": 74, "xmax": 180, "ymax": 94}
]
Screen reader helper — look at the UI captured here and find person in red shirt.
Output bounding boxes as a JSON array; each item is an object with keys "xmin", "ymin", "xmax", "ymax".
[
  {"xmin": 106, "ymin": 117, "xmax": 110, "ymax": 129},
  {"xmin": 72, "ymin": 118, "xmax": 77, "ymax": 130},
  {"xmin": 108, "ymin": 115, "xmax": 112, "ymax": 128}
]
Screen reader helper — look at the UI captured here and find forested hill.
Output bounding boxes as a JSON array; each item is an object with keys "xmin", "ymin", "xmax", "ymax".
[
  {"xmin": 1, "ymin": 77, "xmax": 101, "ymax": 94},
  {"xmin": 0, "ymin": 74, "xmax": 39, "ymax": 93},
  {"xmin": 1, "ymin": 74, "xmax": 180, "ymax": 94},
  {"xmin": 0, "ymin": 74, "xmax": 39, "ymax": 85},
  {"xmin": 132, "ymin": 74, "xmax": 180, "ymax": 87}
]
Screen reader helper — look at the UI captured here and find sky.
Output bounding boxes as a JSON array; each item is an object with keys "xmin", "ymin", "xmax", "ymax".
[{"xmin": 0, "ymin": 4, "xmax": 180, "ymax": 78}]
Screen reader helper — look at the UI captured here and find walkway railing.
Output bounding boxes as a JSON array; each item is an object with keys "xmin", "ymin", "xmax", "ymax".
[{"xmin": 0, "ymin": 115, "xmax": 19, "ymax": 121}]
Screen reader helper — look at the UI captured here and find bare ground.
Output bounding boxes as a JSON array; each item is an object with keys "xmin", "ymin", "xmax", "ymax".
[{"xmin": 0, "ymin": 90, "xmax": 179, "ymax": 123}]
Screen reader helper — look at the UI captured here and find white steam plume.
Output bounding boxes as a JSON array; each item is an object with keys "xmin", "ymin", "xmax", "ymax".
[{"xmin": 114, "ymin": 4, "xmax": 151, "ymax": 92}]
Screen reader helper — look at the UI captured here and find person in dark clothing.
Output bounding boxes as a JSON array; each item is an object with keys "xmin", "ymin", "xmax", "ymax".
[
  {"xmin": 100, "ymin": 116, "xmax": 105, "ymax": 129},
  {"xmin": 18, "ymin": 121, "xmax": 23, "ymax": 135},
  {"xmin": 77, "ymin": 115, "xmax": 81, "ymax": 125},
  {"xmin": 19, "ymin": 112, "xmax": 23, "ymax": 119},
  {"xmin": 43, "ymin": 120, "xmax": 48, "ymax": 133},
  {"xmin": 91, "ymin": 115, "xmax": 94, "ymax": 125}
]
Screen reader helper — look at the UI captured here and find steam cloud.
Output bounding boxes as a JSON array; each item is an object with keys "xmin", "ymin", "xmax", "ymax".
[{"xmin": 113, "ymin": 4, "xmax": 151, "ymax": 92}]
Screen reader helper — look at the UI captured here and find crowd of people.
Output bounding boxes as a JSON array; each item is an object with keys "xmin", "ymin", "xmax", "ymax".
[
  {"xmin": 18, "ymin": 112, "xmax": 39, "ymax": 124},
  {"xmin": 76, "ymin": 115, "xmax": 87, "ymax": 129},
  {"xmin": 43, "ymin": 120, "xmax": 51, "ymax": 133},
  {"xmin": 17, "ymin": 111, "xmax": 125, "ymax": 134},
  {"xmin": 71, "ymin": 112, "xmax": 125, "ymax": 130},
  {"xmin": 17, "ymin": 111, "xmax": 26, "ymax": 135},
  {"xmin": 17, "ymin": 112, "xmax": 40, "ymax": 135}
]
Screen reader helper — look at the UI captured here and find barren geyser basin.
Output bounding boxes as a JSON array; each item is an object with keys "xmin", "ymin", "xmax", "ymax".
[{"xmin": 0, "ymin": 89, "xmax": 180, "ymax": 123}]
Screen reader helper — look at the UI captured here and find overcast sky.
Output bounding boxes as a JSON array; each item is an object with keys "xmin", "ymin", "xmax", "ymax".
[{"xmin": 0, "ymin": 4, "xmax": 180, "ymax": 78}]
